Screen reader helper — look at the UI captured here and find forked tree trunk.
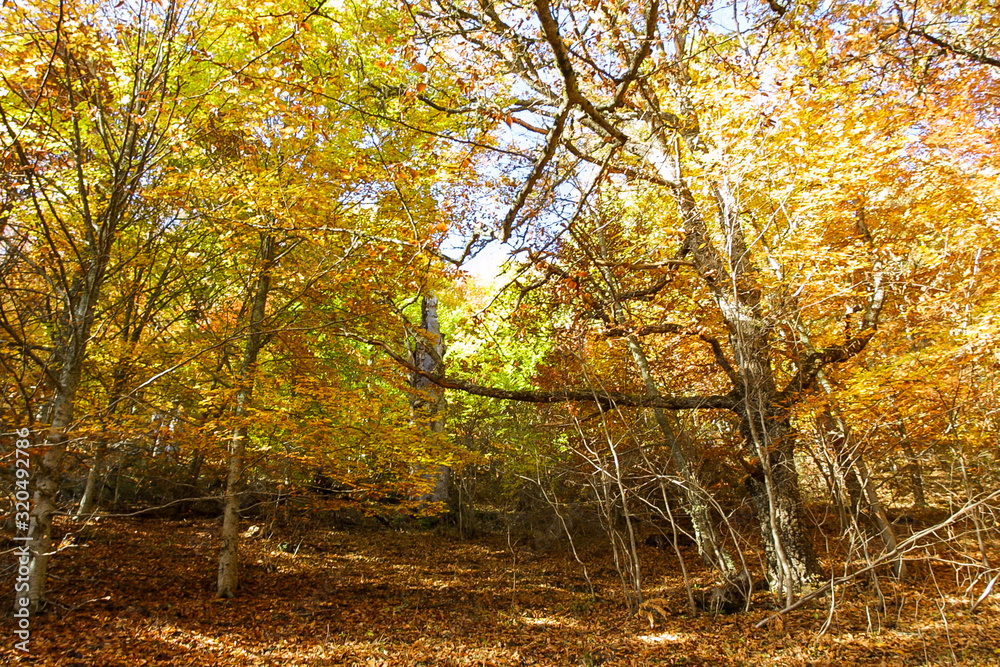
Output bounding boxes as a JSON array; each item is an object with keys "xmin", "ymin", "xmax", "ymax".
[
  {"xmin": 641, "ymin": 107, "xmax": 823, "ymax": 596},
  {"xmin": 15, "ymin": 0, "xmax": 186, "ymax": 608},
  {"xmin": 218, "ymin": 234, "xmax": 275, "ymax": 598},
  {"xmin": 27, "ymin": 263, "xmax": 105, "ymax": 611},
  {"xmin": 409, "ymin": 293, "xmax": 449, "ymax": 506}
]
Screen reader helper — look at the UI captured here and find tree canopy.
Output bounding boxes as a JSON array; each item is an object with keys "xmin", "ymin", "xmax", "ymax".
[{"xmin": 2, "ymin": 0, "xmax": 998, "ymax": 624}]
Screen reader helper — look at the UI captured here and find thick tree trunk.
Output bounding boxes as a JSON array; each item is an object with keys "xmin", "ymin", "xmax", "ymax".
[
  {"xmin": 742, "ymin": 407, "xmax": 821, "ymax": 597},
  {"xmin": 409, "ymin": 293, "xmax": 449, "ymax": 506},
  {"xmin": 635, "ymin": 105, "xmax": 821, "ymax": 594},
  {"xmin": 218, "ymin": 234, "xmax": 274, "ymax": 599}
]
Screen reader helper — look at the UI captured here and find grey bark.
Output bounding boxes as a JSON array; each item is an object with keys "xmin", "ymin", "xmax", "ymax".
[
  {"xmin": 409, "ymin": 293, "xmax": 450, "ymax": 506},
  {"xmin": 625, "ymin": 336, "xmax": 734, "ymax": 574},
  {"xmin": 669, "ymin": 163, "xmax": 820, "ymax": 596},
  {"xmin": 8, "ymin": 0, "xmax": 189, "ymax": 610},
  {"xmin": 218, "ymin": 234, "xmax": 275, "ymax": 598},
  {"xmin": 27, "ymin": 344, "xmax": 87, "ymax": 610}
]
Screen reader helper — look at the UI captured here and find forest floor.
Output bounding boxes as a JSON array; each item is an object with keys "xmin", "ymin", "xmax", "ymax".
[{"xmin": 2, "ymin": 513, "xmax": 999, "ymax": 666}]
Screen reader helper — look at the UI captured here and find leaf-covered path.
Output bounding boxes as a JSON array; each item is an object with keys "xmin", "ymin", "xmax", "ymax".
[{"xmin": 3, "ymin": 517, "xmax": 999, "ymax": 666}]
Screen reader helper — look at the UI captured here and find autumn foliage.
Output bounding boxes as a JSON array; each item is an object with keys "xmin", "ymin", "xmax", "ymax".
[{"xmin": 2, "ymin": 0, "xmax": 999, "ymax": 663}]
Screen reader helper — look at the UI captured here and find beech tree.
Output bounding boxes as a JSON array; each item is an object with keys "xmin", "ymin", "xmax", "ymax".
[
  {"xmin": 391, "ymin": 0, "xmax": 1000, "ymax": 594},
  {"xmin": 409, "ymin": 293, "xmax": 451, "ymax": 506},
  {"xmin": 0, "ymin": 0, "xmax": 217, "ymax": 609},
  {"xmin": 3, "ymin": 0, "xmax": 995, "ymax": 614}
]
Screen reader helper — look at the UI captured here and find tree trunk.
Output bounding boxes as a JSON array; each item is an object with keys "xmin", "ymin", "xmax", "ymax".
[
  {"xmin": 637, "ymin": 102, "xmax": 822, "ymax": 595},
  {"xmin": 743, "ymin": 410, "xmax": 821, "ymax": 597},
  {"xmin": 816, "ymin": 390, "xmax": 904, "ymax": 576},
  {"xmin": 74, "ymin": 440, "xmax": 108, "ymax": 519},
  {"xmin": 900, "ymin": 435, "xmax": 927, "ymax": 509},
  {"xmin": 189, "ymin": 448, "xmax": 205, "ymax": 488},
  {"xmin": 817, "ymin": 410, "xmax": 865, "ymax": 519},
  {"xmin": 218, "ymin": 234, "xmax": 275, "ymax": 599},
  {"xmin": 27, "ymin": 384, "xmax": 77, "ymax": 611},
  {"xmin": 409, "ymin": 293, "xmax": 449, "ymax": 506},
  {"xmin": 625, "ymin": 336, "xmax": 734, "ymax": 574},
  {"xmin": 27, "ymin": 259, "xmax": 106, "ymax": 610},
  {"xmin": 856, "ymin": 454, "xmax": 905, "ymax": 577},
  {"xmin": 592, "ymin": 220, "xmax": 735, "ymax": 575}
]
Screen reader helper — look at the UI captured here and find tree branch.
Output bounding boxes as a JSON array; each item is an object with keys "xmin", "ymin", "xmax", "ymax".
[
  {"xmin": 501, "ymin": 101, "xmax": 571, "ymax": 241},
  {"xmin": 777, "ymin": 331, "xmax": 876, "ymax": 408},
  {"xmin": 533, "ymin": 0, "xmax": 629, "ymax": 143},
  {"xmin": 898, "ymin": 11, "xmax": 1000, "ymax": 68},
  {"xmin": 350, "ymin": 332, "xmax": 738, "ymax": 411},
  {"xmin": 593, "ymin": 258, "xmax": 694, "ymax": 269},
  {"xmin": 603, "ymin": 323, "xmax": 740, "ymax": 386},
  {"xmin": 602, "ymin": 0, "xmax": 659, "ymax": 111}
]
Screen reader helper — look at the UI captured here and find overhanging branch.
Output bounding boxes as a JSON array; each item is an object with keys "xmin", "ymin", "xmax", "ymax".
[
  {"xmin": 897, "ymin": 10, "xmax": 1000, "ymax": 69},
  {"xmin": 602, "ymin": 0, "xmax": 659, "ymax": 111},
  {"xmin": 501, "ymin": 101, "xmax": 571, "ymax": 242},
  {"xmin": 603, "ymin": 322, "xmax": 740, "ymax": 386},
  {"xmin": 348, "ymin": 331, "xmax": 738, "ymax": 411}
]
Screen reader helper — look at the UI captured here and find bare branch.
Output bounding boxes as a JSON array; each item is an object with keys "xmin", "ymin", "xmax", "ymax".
[
  {"xmin": 602, "ymin": 0, "xmax": 659, "ymax": 111},
  {"xmin": 896, "ymin": 9, "xmax": 1000, "ymax": 69},
  {"xmin": 533, "ymin": 0, "xmax": 629, "ymax": 143},
  {"xmin": 755, "ymin": 487, "xmax": 1000, "ymax": 628},
  {"xmin": 604, "ymin": 322, "xmax": 740, "ymax": 386},
  {"xmin": 501, "ymin": 101, "xmax": 571, "ymax": 241}
]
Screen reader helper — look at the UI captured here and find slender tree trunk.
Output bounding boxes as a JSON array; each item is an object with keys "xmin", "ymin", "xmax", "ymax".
[
  {"xmin": 817, "ymin": 410, "xmax": 865, "ymax": 518},
  {"xmin": 409, "ymin": 293, "xmax": 449, "ymax": 506},
  {"xmin": 27, "ymin": 258, "xmax": 106, "ymax": 610},
  {"xmin": 218, "ymin": 234, "xmax": 275, "ymax": 599},
  {"xmin": 624, "ymin": 335, "xmax": 734, "ymax": 574},
  {"xmin": 855, "ymin": 454, "xmax": 905, "ymax": 576},
  {"xmin": 74, "ymin": 440, "xmax": 109, "ymax": 519},
  {"xmin": 815, "ymin": 381, "xmax": 904, "ymax": 576},
  {"xmin": 189, "ymin": 448, "xmax": 205, "ymax": 488},
  {"xmin": 27, "ymin": 380, "xmax": 78, "ymax": 611},
  {"xmin": 899, "ymin": 428, "xmax": 927, "ymax": 508},
  {"xmin": 591, "ymin": 217, "xmax": 735, "ymax": 575}
]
